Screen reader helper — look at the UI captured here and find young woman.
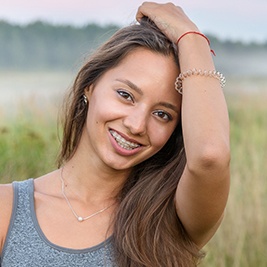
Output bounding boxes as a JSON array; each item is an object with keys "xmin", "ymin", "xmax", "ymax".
[{"xmin": 0, "ymin": 2, "xmax": 230, "ymax": 266}]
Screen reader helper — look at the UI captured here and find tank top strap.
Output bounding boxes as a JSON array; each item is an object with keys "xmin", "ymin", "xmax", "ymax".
[{"xmin": 13, "ymin": 178, "xmax": 34, "ymax": 222}]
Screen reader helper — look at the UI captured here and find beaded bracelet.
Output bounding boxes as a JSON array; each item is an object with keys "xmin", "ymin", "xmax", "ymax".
[{"xmin": 175, "ymin": 69, "xmax": 226, "ymax": 94}]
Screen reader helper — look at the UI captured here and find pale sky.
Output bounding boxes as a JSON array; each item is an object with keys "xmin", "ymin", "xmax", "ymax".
[{"xmin": 0, "ymin": 0, "xmax": 267, "ymax": 43}]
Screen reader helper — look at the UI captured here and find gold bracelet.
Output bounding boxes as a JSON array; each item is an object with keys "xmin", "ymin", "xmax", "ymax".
[{"xmin": 175, "ymin": 69, "xmax": 226, "ymax": 94}]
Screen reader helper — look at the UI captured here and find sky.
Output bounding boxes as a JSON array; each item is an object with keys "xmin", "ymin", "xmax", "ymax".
[{"xmin": 0, "ymin": 0, "xmax": 267, "ymax": 43}]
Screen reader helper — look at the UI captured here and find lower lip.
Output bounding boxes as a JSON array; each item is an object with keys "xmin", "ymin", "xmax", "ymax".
[{"xmin": 108, "ymin": 131, "xmax": 142, "ymax": 156}]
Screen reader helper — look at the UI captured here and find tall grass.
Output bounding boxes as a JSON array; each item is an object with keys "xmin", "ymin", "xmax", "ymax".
[
  {"xmin": 0, "ymin": 77, "xmax": 266, "ymax": 266},
  {"xmin": 0, "ymin": 97, "xmax": 61, "ymax": 182},
  {"xmin": 200, "ymin": 85, "xmax": 267, "ymax": 267}
]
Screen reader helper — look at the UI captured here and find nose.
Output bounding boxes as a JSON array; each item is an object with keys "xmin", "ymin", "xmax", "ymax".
[{"xmin": 123, "ymin": 108, "xmax": 148, "ymax": 136}]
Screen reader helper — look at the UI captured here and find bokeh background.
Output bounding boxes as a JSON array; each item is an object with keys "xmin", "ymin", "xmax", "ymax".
[{"xmin": 0, "ymin": 1, "xmax": 266, "ymax": 266}]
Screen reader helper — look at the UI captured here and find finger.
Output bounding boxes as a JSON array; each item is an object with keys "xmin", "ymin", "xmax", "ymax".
[
  {"xmin": 136, "ymin": 6, "xmax": 144, "ymax": 22},
  {"xmin": 135, "ymin": 2, "xmax": 157, "ymax": 22}
]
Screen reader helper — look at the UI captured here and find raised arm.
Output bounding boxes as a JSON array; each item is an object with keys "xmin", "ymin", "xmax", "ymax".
[{"xmin": 136, "ymin": 2, "xmax": 230, "ymax": 247}]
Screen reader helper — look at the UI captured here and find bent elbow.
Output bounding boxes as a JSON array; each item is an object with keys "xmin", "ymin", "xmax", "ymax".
[
  {"xmin": 201, "ymin": 145, "xmax": 230, "ymax": 170},
  {"xmin": 188, "ymin": 143, "xmax": 231, "ymax": 175}
]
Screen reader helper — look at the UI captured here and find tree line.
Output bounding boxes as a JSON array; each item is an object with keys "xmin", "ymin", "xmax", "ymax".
[
  {"xmin": 0, "ymin": 20, "xmax": 266, "ymax": 76},
  {"xmin": 0, "ymin": 20, "xmax": 119, "ymax": 70}
]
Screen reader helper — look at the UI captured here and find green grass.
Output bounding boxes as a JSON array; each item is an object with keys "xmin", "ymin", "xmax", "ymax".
[
  {"xmin": 0, "ymin": 100, "xmax": 60, "ymax": 182},
  {"xmin": 201, "ymin": 90, "xmax": 267, "ymax": 267},
  {"xmin": 0, "ymin": 77, "xmax": 267, "ymax": 266}
]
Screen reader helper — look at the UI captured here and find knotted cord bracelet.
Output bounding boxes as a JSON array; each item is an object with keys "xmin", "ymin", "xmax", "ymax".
[
  {"xmin": 177, "ymin": 31, "xmax": 216, "ymax": 56},
  {"xmin": 175, "ymin": 69, "xmax": 226, "ymax": 94}
]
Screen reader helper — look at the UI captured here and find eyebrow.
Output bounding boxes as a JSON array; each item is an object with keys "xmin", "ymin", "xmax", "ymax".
[
  {"xmin": 116, "ymin": 78, "xmax": 179, "ymax": 113},
  {"xmin": 115, "ymin": 79, "xmax": 143, "ymax": 95},
  {"xmin": 158, "ymin": 102, "xmax": 179, "ymax": 113}
]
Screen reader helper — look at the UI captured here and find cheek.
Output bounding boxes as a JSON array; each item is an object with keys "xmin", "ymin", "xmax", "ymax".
[
  {"xmin": 87, "ymin": 98, "xmax": 108, "ymax": 122},
  {"xmin": 88, "ymin": 91, "xmax": 122, "ymax": 122},
  {"xmin": 149, "ymin": 125, "xmax": 175, "ymax": 150}
]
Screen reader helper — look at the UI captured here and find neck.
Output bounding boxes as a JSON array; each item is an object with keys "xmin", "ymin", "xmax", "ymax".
[{"xmin": 61, "ymin": 156, "xmax": 130, "ymax": 204}]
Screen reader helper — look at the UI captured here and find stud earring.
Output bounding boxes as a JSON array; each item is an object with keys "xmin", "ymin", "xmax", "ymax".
[{"xmin": 83, "ymin": 94, "xmax": 88, "ymax": 104}]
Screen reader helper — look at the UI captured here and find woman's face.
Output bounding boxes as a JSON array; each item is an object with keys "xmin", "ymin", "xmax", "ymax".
[{"xmin": 83, "ymin": 47, "xmax": 181, "ymax": 171}]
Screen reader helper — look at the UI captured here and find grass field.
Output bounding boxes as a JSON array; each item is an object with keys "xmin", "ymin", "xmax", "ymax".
[
  {"xmin": 201, "ymin": 87, "xmax": 267, "ymax": 267},
  {"xmin": 0, "ymin": 75, "xmax": 266, "ymax": 266}
]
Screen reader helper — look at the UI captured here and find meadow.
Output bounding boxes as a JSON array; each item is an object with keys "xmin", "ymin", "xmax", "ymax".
[
  {"xmin": 0, "ymin": 73, "xmax": 266, "ymax": 266},
  {"xmin": 201, "ymin": 78, "xmax": 267, "ymax": 267}
]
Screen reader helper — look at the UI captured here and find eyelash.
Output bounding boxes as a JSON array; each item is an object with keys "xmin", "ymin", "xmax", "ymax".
[
  {"xmin": 117, "ymin": 89, "xmax": 134, "ymax": 102},
  {"xmin": 117, "ymin": 89, "xmax": 172, "ymax": 122},
  {"xmin": 153, "ymin": 110, "xmax": 173, "ymax": 122}
]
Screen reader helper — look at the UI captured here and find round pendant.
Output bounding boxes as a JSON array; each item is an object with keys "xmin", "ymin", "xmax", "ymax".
[{"xmin": 78, "ymin": 217, "xmax": 84, "ymax": 222}]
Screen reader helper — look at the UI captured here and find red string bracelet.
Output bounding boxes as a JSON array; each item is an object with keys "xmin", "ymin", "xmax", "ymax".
[{"xmin": 176, "ymin": 31, "xmax": 216, "ymax": 56}]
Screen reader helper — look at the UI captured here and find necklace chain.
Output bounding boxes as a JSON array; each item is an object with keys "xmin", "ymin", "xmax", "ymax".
[{"xmin": 60, "ymin": 168, "xmax": 112, "ymax": 222}]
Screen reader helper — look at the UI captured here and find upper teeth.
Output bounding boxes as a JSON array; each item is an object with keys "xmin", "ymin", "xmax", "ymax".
[{"xmin": 110, "ymin": 130, "xmax": 140, "ymax": 150}]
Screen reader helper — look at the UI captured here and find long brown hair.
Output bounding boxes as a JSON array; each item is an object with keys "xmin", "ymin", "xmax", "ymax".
[{"xmin": 58, "ymin": 18, "xmax": 203, "ymax": 266}]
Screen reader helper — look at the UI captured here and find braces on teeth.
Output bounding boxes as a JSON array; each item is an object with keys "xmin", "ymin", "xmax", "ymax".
[{"xmin": 110, "ymin": 130, "xmax": 140, "ymax": 150}]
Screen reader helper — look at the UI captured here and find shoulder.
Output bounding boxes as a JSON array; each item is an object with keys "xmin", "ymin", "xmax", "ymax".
[
  {"xmin": 0, "ymin": 183, "xmax": 13, "ymax": 221},
  {"xmin": 0, "ymin": 183, "xmax": 14, "ymax": 253}
]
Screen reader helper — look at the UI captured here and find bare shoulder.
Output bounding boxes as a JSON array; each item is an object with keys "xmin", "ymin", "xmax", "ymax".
[
  {"xmin": 0, "ymin": 183, "xmax": 14, "ymax": 252},
  {"xmin": 0, "ymin": 183, "xmax": 13, "ymax": 219}
]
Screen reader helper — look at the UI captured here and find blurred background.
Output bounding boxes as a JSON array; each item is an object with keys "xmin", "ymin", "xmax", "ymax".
[{"xmin": 0, "ymin": 1, "xmax": 266, "ymax": 266}]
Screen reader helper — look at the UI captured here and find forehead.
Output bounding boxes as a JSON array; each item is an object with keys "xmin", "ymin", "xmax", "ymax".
[
  {"xmin": 108, "ymin": 48, "xmax": 179, "ymax": 92},
  {"xmin": 117, "ymin": 47, "xmax": 178, "ymax": 74}
]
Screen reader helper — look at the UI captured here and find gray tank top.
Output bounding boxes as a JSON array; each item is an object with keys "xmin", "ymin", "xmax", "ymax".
[{"xmin": 0, "ymin": 179, "xmax": 116, "ymax": 267}]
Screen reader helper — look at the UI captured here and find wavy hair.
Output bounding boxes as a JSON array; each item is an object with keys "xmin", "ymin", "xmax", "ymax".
[{"xmin": 58, "ymin": 18, "xmax": 203, "ymax": 266}]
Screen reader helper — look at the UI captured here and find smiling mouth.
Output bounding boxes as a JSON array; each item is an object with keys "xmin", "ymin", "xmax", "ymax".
[{"xmin": 109, "ymin": 130, "xmax": 141, "ymax": 150}]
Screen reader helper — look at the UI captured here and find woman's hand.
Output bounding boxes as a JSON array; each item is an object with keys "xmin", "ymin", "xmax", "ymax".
[{"xmin": 136, "ymin": 2, "xmax": 199, "ymax": 43}]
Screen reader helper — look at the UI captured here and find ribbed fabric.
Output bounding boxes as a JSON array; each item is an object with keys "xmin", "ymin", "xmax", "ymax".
[{"xmin": 0, "ymin": 179, "xmax": 116, "ymax": 267}]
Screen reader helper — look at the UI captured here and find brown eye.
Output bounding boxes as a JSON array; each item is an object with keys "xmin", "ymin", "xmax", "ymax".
[
  {"xmin": 117, "ymin": 90, "xmax": 134, "ymax": 102},
  {"xmin": 153, "ymin": 110, "xmax": 172, "ymax": 122}
]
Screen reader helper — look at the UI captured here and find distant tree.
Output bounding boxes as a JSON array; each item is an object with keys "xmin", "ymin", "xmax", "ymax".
[{"xmin": 0, "ymin": 20, "xmax": 119, "ymax": 70}]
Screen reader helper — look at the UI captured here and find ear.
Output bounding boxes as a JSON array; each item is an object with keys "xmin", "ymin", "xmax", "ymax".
[{"xmin": 84, "ymin": 84, "xmax": 94, "ymax": 101}]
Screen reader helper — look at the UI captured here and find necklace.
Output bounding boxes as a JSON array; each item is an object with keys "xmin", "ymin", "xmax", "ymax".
[{"xmin": 60, "ymin": 168, "xmax": 112, "ymax": 222}]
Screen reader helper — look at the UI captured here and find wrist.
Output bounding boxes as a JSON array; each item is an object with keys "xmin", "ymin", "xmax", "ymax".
[
  {"xmin": 177, "ymin": 32, "xmax": 216, "ymax": 57},
  {"xmin": 177, "ymin": 35, "xmax": 215, "ymax": 73}
]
